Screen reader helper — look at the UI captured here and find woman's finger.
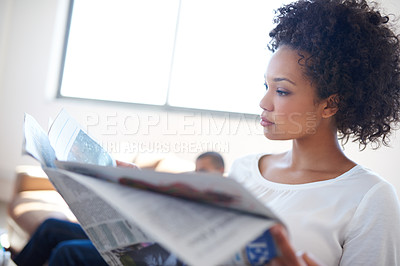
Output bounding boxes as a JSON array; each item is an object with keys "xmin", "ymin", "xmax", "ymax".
[
  {"xmin": 116, "ymin": 160, "xmax": 139, "ymax": 169},
  {"xmin": 269, "ymin": 224, "xmax": 301, "ymax": 266}
]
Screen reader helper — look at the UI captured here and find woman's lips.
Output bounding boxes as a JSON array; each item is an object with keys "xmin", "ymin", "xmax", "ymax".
[{"xmin": 260, "ymin": 117, "xmax": 274, "ymax": 127}]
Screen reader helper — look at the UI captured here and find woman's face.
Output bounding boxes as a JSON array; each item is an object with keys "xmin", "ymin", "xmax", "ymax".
[{"xmin": 260, "ymin": 46, "xmax": 327, "ymax": 140}]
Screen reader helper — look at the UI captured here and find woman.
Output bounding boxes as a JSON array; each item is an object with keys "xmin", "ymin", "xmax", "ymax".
[{"xmin": 229, "ymin": 0, "xmax": 400, "ymax": 265}]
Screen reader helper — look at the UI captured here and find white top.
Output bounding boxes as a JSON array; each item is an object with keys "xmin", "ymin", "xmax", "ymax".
[{"xmin": 228, "ymin": 153, "xmax": 400, "ymax": 266}]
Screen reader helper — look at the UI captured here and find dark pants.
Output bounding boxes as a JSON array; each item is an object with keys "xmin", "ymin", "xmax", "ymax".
[
  {"xmin": 13, "ymin": 218, "xmax": 185, "ymax": 266},
  {"xmin": 13, "ymin": 218, "xmax": 107, "ymax": 266}
]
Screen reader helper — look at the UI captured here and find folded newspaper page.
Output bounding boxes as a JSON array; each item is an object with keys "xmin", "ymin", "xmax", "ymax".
[
  {"xmin": 56, "ymin": 161, "xmax": 281, "ymax": 220},
  {"xmin": 23, "ymin": 113, "xmax": 57, "ymax": 168},
  {"xmin": 45, "ymin": 166, "xmax": 280, "ymax": 266},
  {"xmin": 23, "ymin": 109, "xmax": 115, "ymax": 167}
]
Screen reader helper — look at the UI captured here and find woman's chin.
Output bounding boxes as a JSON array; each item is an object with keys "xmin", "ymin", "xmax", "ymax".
[{"xmin": 263, "ymin": 132, "xmax": 289, "ymax": 141}]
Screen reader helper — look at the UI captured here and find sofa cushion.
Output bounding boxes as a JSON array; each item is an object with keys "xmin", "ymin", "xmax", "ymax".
[{"xmin": 7, "ymin": 190, "xmax": 77, "ymax": 252}]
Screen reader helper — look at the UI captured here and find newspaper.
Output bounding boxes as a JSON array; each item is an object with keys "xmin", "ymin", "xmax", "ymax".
[
  {"xmin": 23, "ymin": 109, "xmax": 116, "ymax": 168},
  {"xmin": 22, "ymin": 110, "xmax": 282, "ymax": 266},
  {"xmin": 45, "ymin": 164, "xmax": 280, "ymax": 266}
]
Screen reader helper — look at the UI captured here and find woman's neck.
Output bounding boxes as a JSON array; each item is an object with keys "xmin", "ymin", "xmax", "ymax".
[
  {"xmin": 285, "ymin": 127, "xmax": 355, "ymax": 175},
  {"xmin": 261, "ymin": 128, "xmax": 356, "ymax": 184}
]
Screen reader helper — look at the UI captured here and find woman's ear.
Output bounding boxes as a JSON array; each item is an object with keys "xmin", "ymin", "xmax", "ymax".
[{"xmin": 322, "ymin": 94, "xmax": 339, "ymax": 118}]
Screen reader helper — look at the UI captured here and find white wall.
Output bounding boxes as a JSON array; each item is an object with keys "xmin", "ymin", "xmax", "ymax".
[{"xmin": 0, "ymin": 0, "xmax": 399, "ymax": 202}]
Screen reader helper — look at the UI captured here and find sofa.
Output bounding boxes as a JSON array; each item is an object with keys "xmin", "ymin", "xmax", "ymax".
[{"xmin": 7, "ymin": 154, "xmax": 195, "ymax": 252}]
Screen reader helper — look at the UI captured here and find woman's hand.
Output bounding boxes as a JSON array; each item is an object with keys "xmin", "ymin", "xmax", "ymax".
[
  {"xmin": 116, "ymin": 160, "xmax": 139, "ymax": 169},
  {"xmin": 268, "ymin": 224, "xmax": 322, "ymax": 266}
]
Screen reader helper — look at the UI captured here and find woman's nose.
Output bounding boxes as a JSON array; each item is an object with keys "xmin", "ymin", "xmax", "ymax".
[{"xmin": 259, "ymin": 90, "xmax": 273, "ymax": 112}]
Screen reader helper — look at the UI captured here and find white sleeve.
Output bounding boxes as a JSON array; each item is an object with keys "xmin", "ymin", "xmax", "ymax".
[{"xmin": 340, "ymin": 181, "xmax": 400, "ymax": 265}]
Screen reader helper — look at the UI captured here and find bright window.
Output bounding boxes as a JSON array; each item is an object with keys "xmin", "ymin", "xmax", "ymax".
[{"xmin": 59, "ymin": 0, "xmax": 290, "ymax": 114}]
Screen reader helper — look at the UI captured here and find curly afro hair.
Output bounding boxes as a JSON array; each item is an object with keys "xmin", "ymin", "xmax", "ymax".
[{"xmin": 269, "ymin": 0, "xmax": 400, "ymax": 149}]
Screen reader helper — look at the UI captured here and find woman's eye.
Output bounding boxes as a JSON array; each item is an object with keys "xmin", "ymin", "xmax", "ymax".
[
  {"xmin": 264, "ymin": 83, "xmax": 269, "ymax": 91},
  {"xmin": 276, "ymin": 89, "xmax": 290, "ymax": 96}
]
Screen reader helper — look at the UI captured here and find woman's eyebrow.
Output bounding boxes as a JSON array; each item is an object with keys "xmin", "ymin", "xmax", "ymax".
[{"xmin": 273, "ymin": 77, "xmax": 296, "ymax": 85}]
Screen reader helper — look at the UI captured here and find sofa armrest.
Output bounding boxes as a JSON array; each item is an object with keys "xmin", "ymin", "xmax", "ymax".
[{"xmin": 13, "ymin": 165, "xmax": 55, "ymax": 194}]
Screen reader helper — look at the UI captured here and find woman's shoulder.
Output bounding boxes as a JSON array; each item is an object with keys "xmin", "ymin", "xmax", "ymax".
[
  {"xmin": 346, "ymin": 165, "xmax": 395, "ymax": 190},
  {"xmin": 232, "ymin": 153, "xmax": 265, "ymax": 164},
  {"xmin": 340, "ymin": 165, "xmax": 399, "ymax": 205},
  {"xmin": 228, "ymin": 153, "xmax": 266, "ymax": 181}
]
